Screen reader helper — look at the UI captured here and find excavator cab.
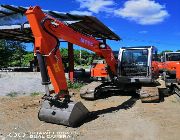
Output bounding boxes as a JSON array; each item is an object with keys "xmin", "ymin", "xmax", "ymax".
[
  {"xmin": 116, "ymin": 46, "xmax": 160, "ymax": 103},
  {"xmin": 162, "ymin": 52, "xmax": 180, "ymax": 88},
  {"xmin": 164, "ymin": 52, "xmax": 180, "ymax": 61},
  {"xmin": 117, "ymin": 46, "xmax": 158, "ymax": 83}
]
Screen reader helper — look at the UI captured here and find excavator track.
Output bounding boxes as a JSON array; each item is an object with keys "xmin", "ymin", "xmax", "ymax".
[
  {"xmin": 80, "ymin": 81, "xmax": 103, "ymax": 99},
  {"xmin": 139, "ymin": 86, "xmax": 160, "ymax": 103},
  {"xmin": 174, "ymin": 83, "xmax": 180, "ymax": 97}
]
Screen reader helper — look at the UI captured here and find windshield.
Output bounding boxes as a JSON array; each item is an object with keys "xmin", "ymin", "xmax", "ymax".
[
  {"xmin": 122, "ymin": 49, "xmax": 148, "ymax": 66},
  {"xmin": 166, "ymin": 53, "xmax": 180, "ymax": 61},
  {"xmin": 120, "ymin": 49, "xmax": 148, "ymax": 76}
]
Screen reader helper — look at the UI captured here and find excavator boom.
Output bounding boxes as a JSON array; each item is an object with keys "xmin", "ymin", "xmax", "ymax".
[
  {"xmin": 25, "ymin": 6, "xmax": 119, "ymax": 126},
  {"xmin": 26, "ymin": 6, "xmax": 117, "ymax": 95}
]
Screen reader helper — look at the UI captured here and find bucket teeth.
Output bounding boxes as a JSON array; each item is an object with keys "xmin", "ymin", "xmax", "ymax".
[{"xmin": 38, "ymin": 100, "xmax": 89, "ymax": 127}]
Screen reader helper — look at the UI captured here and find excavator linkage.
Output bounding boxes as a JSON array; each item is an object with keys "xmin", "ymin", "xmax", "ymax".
[{"xmin": 36, "ymin": 52, "xmax": 89, "ymax": 126}]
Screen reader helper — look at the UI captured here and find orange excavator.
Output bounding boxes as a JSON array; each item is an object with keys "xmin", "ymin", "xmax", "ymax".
[
  {"xmin": 162, "ymin": 52, "xmax": 180, "ymax": 82},
  {"xmin": 162, "ymin": 52, "xmax": 180, "ymax": 96},
  {"xmin": 90, "ymin": 59, "xmax": 109, "ymax": 80},
  {"xmin": 90, "ymin": 51, "xmax": 119, "ymax": 81},
  {"xmin": 174, "ymin": 63, "xmax": 180, "ymax": 96},
  {"xmin": 25, "ymin": 6, "xmax": 164, "ymax": 127},
  {"xmin": 25, "ymin": 6, "xmax": 119, "ymax": 126}
]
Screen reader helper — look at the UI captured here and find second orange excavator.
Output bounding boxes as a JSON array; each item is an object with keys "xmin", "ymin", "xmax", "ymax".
[{"xmin": 162, "ymin": 52, "xmax": 180, "ymax": 96}]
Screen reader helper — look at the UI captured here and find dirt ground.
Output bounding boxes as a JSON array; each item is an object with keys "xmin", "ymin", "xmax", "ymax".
[{"xmin": 0, "ymin": 90, "xmax": 180, "ymax": 140}]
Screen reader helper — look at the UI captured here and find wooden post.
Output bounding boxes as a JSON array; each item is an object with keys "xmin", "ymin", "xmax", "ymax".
[{"xmin": 68, "ymin": 42, "xmax": 74, "ymax": 83}]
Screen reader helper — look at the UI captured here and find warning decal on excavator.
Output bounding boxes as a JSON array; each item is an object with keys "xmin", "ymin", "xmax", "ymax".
[{"xmin": 53, "ymin": 63, "xmax": 61, "ymax": 73}]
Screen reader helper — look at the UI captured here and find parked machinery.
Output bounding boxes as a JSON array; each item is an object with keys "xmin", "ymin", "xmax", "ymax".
[
  {"xmin": 162, "ymin": 52, "xmax": 180, "ymax": 96},
  {"xmin": 90, "ymin": 59, "xmax": 109, "ymax": 81},
  {"xmin": 21, "ymin": 6, "xmax": 175, "ymax": 127},
  {"xmin": 174, "ymin": 63, "xmax": 180, "ymax": 96},
  {"xmin": 90, "ymin": 51, "xmax": 118, "ymax": 81},
  {"xmin": 25, "ymin": 6, "xmax": 119, "ymax": 127},
  {"xmin": 81, "ymin": 46, "xmax": 161, "ymax": 103},
  {"xmin": 162, "ymin": 52, "xmax": 180, "ymax": 83}
]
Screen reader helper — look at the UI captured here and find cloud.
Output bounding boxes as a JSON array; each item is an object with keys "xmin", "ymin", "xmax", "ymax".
[
  {"xmin": 75, "ymin": 0, "xmax": 115, "ymax": 13},
  {"xmin": 70, "ymin": 10, "xmax": 93, "ymax": 16},
  {"xmin": 139, "ymin": 30, "xmax": 148, "ymax": 34},
  {"xmin": 114, "ymin": 0, "xmax": 169, "ymax": 25}
]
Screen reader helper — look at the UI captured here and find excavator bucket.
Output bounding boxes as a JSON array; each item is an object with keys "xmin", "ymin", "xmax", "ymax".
[{"xmin": 38, "ymin": 100, "xmax": 89, "ymax": 127}]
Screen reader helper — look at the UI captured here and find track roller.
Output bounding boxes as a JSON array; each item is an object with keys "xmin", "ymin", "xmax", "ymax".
[
  {"xmin": 139, "ymin": 86, "xmax": 160, "ymax": 103},
  {"xmin": 80, "ymin": 81, "xmax": 103, "ymax": 99}
]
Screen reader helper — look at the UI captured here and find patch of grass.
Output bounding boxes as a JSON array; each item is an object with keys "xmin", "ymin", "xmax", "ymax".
[
  {"xmin": 6, "ymin": 92, "xmax": 19, "ymax": 97},
  {"xmin": 67, "ymin": 80, "xmax": 85, "ymax": 89},
  {"xmin": 171, "ymin": 100, "xmax": 177, "ymax": 103},
  {"xmin": 30, "ymin": 92, "xmax": 41, "ymax": 96}
]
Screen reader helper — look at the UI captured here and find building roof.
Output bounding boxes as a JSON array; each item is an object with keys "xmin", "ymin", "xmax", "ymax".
[{"xmin": 0, "ymin": 5, "xmax": 120, "ymax": 43}]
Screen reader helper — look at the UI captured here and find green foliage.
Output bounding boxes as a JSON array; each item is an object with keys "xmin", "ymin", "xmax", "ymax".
[
  {"xmin": 0, "ymin": 40, "xmax": 95, "ymax": 68},
  {"xmin": 0, "ymin": 40, "xmax": 26, "ymax": 67},
  {"xmin": 60, "ymin": 48, "xmax": 95, "ymax": 66},
  {"xmin": 67, "ymin": 80, "xmax": 85, "ymax": 89},
  {"xmin": 6, "ymin": 92, "xmax": 20, "ymax": 97},
  {"xmin": 30, "ymin": 92, "xmax": 41, "ymax": 96},
  {"xmin": 159, "ymin": 50, "xmax": 173, "ymax": 55},
  {"xmin": 0, "ymin": 40, "xmax": 11, "ymax": 67},
  {"xmin": 60, "ymin": 48, "xmax": 68, "ymax": 58},
  {"xmin": 7, "ymin": 41, "xmax": 26, "ymax": 66},
  {"xmin": 176, "ymin": 50, "xmax": 180, "ymax": 52},
  {"xmin": 22, "ymin": 52, "xmax": 34, "ymax": 66}
]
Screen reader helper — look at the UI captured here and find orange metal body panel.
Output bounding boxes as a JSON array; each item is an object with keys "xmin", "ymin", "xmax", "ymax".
[
  {"xmin": 25, "ymin": 6, "xmax": 117, "ymax": 94},
  {"xmin": 90, "ymin": 63, "xmax": 108, "ymax": 78},
  {"xmin": 25, "ymin": 7, "xmax": 68, "ymax": 94},
  {"xmin": 177, "ymin": 62, "xmax": 180, "ymax": 82},
  {"xmin": 163, "ymin": 53, "xmax": 180, "ymax": 79},
  {"xmin": 152, "ymin": 61, "xmax": 160, "ymax": 77},
  {"xmin": 164, "ymin": 61, "xmax": 180, "ymax": 73},
  {"xmin": 157, "ymin": 62, "xmax": 164, "ymax": 71}
]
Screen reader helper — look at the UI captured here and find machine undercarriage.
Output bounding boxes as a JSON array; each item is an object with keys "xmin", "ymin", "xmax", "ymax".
[{"xmin": 80, "ymin": 78, "xmax": 168, "ymax": 103}]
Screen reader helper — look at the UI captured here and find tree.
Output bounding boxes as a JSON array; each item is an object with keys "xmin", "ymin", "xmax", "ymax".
[
  {"xmin": 8, "ymin": 41, "xmax": 26, "ymax": 66},
  {"xmin": 22, "ymin": 52, "xmax": 34, "ymax": 66},
  {"xmin": 0, "ymin": 40, "xmax": 26, "ymax": 67},
  {"xmin": 0, "ymin": 41, "xmax": 95, "ymax": 68},
  {"xmin": 0, "ymin": 40, "xmax": 12, "ymax": 67},
  {"xmin": 60, "ymin": 48, "xmax": 95, "ymax": 66},
  {"xmin": 159, "ymin": 50, "xmax": 173, "ymax": 56}
]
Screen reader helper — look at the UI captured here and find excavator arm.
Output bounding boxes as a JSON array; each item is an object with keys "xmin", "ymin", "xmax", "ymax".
[
  {"xmin": 25, "ymin": 6, "xmax": 117, "ymax": 97},
  {"xmin": 25, "ymin": 6, "xmax": 118, "ymax": 126}
]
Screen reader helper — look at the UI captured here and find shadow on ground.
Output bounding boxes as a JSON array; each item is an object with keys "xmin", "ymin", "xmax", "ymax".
[
  {"xmin": 76, "ymin": 89, "xmax": 170, "ymax": 127},
  {"xmin": 76, "ymin": 95, "xmax": 139, "ymax": 127}
]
